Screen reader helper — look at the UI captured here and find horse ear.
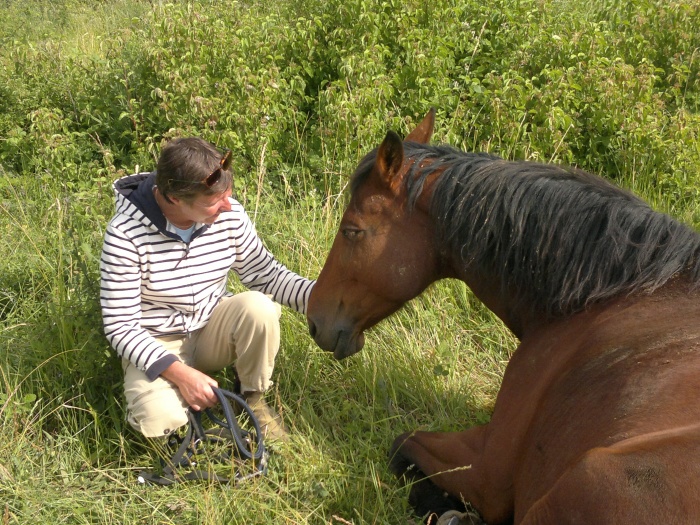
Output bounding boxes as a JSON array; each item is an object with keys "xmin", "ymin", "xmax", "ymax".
[
  {"xmin": 404, "ymin": 107, "xmax": 435, "ymax": 144},
  {"xmin": 376, "ymin": 130, "xmax": 405, "ymax": 192}
]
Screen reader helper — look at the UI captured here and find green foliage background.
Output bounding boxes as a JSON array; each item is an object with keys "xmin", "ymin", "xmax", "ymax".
[{"xmin": 0, "ymin": 0, "xmax": 698, "ymax": 523}]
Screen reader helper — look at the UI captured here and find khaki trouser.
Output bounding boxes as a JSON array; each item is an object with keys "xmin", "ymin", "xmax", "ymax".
[{"xmin": 122, "ymin": 291, "xmax": 282, "ymax": 438}]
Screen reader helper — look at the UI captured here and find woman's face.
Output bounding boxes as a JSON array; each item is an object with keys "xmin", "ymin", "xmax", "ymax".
[{"xmin": 177, "ymin": 189, "xmax": 233, "ymax": 225}]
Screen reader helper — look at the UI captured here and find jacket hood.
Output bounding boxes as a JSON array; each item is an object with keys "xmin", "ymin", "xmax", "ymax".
[{"xmin": 113, "ymin": 172, "xmax": 208, "ymax": 241}]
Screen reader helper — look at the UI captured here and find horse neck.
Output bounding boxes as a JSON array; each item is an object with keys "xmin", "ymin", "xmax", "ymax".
[
  {"xmin": 455, "ymin": 264, "xmax": 545, "ymax": 339},
  {"xmin": 412, "ymin": 168, "xmax": 544, "ymax": 340}
]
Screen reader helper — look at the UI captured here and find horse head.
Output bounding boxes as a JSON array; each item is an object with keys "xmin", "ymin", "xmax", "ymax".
[{"xmin": 307, "ymin": 109, "xmax": 445, "ymax": 359}]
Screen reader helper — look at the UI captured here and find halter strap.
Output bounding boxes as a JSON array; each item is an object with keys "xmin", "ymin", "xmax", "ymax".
[{"xmin": 137, "ymin": 387, "xmax": 268, "ymax": 485}]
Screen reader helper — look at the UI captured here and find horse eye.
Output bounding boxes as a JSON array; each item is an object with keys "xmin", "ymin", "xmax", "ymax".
[{"xmin": 342, "ymin": 228, "xmax": 364, "ymax": 241}]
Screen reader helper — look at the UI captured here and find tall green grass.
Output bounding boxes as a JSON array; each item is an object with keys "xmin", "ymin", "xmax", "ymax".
[{"xmin": 0, "ymin": 0, "xmax": 698, "ymax": 522}]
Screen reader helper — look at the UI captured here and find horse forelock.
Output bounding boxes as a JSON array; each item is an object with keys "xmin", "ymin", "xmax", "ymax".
[{"xmin": 399, "ymin": 142, "xmax": 700, "ymax": 318}]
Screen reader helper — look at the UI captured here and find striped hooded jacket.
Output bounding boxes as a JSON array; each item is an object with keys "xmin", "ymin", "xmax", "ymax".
[{"xmin": 100, "ymin": 172, "xmax": 315, "ymax": 380}]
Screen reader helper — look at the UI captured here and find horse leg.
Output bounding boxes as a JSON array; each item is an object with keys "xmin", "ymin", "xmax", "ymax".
[
  {"xmin": 388, "ymin": 449, "xmax": 467, "ymax": 522},
  {"xmin": 390, "ymin": 426, "xmax": 513, "ymax": 524}
]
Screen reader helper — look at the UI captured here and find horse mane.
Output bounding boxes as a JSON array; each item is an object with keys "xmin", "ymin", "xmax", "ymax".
[{"xmin": 361, "ymin": 142, "xmax": 700, "ymax": 318}]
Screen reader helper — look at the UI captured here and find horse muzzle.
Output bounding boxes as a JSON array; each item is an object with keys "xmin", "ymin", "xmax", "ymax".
[{"xmin": 307, "ymin": 318, "xmax": 365, "ymax": 360}]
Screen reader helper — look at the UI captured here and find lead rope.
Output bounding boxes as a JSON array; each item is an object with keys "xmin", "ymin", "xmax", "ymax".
[{"xmin": 137, "ymin": 387, "xmax": 268, "ymax": 485}]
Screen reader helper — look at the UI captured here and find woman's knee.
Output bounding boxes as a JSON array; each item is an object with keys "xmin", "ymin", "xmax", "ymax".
[
  {"xmin": 244, "ymin": 291, "xmax": 281, "ymax": 316},
  {"xmin": 127, "ymin": 391, "xmax": 189, "ymax": 438},
  {"xmin": 231, "ymin": 291, "xmax": 282, "ymax": 327}
]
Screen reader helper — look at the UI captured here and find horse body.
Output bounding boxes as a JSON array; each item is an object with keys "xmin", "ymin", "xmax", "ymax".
[
  {"xmin": 307, "ymin": 110, "xmax": 700, "ymax": 524},
  {"xmin": 398, "ymin": 285, "xmax": 700, "ymax": 524}
]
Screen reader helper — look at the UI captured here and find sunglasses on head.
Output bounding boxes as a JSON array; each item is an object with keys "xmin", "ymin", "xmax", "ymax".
[{"xmin": 202, "ymin": 149, "xmax": 232, "ymax": 187}]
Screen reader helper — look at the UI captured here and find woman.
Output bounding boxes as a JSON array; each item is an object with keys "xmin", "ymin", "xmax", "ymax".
[{"xmin": 100, "ymin": 137, "xmax": 314, "ymax": 443}]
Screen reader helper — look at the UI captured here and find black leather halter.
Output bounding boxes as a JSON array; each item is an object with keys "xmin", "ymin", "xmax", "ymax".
[{"xmin": 137, "ymin": 387, "xmax": 268, "ymax": 485}]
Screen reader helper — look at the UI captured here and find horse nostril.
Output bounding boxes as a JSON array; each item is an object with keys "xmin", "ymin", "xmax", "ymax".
[{"xmin": 308, "ymin": 319, "xmax": 317, "ymax": 338}]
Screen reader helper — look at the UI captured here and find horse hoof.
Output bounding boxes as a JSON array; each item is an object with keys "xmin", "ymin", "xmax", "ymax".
[
  {"xmin": 430, "ymin": 509, "xmax": 485, "ymax": 525},
  {"xmin": 389, "ymin": 434, "xmax": 467, "ymax": 521},
  {"xmin": 390, "ymin": 446, "xmax": 457, "ymax": 516}
]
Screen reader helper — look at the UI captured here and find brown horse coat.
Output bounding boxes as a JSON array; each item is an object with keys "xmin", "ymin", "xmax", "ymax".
[{"xmin": 393, "ymin": 284, "xmax": 700, "ymax": 523}]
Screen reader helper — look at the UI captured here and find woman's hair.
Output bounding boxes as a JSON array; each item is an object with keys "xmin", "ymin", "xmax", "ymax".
[{"xmin": 156, "ymin": 137, "xmax": 232, "ymax": 203}]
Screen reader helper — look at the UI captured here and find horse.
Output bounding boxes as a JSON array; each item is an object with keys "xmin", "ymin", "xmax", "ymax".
[{"xmin": 306, "ymin": 109, "xmax": 700, "ymax": 524}]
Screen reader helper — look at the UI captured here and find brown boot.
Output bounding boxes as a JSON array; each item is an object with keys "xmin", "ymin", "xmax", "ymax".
[{"xmin": 243, "ymin": 391, "xmax": 289, "ymax": 443}]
